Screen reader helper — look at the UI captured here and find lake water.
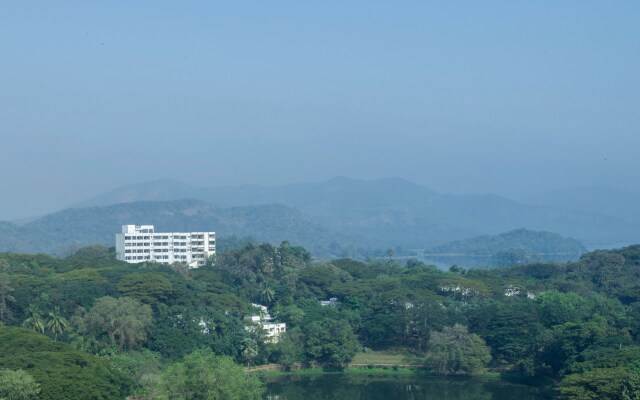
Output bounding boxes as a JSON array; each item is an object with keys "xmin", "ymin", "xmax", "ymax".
[{"xmin": 264, "ymin": 374, "xmax": 552, "ymax": 400}]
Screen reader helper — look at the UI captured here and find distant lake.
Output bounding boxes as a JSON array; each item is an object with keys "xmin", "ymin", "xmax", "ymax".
[
  {"xmin": 421, "ymin": 253, "xmax": 583, "ymax": 269},
  {"xmin": 264, "ymin": 374, "xmax": 551, "ymax": 400}
]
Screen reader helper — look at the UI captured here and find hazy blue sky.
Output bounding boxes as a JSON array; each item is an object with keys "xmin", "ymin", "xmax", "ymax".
[{"xmin": 1, "ymin": 1, "xmax": 639, "ymax": 219}]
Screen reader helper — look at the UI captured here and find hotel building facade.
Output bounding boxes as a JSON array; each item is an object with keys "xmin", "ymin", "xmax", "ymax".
[{"xmin": 115, "ymin": 225, "xmax": 215, "ymax": 268}]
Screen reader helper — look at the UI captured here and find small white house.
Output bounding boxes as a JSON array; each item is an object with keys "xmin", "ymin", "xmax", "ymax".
[
  {"xmin": 245, "ymin": 304, "xmax": 286, "ymax": 343},
  {"xmin": 320, "ymin": 297, "xmax": 338, "ymax": 307},
  {"xmin": 261, "ymin": 322, "xmax": 287, "ymax": 342}
]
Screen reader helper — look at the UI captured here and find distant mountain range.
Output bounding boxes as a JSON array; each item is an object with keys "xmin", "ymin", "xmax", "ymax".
[
  {"xmin": 1, "ymin": 177, "xmax": 638, "ymax": 259},
  {"xmin": 0, "ymin": 200, "xmax": 354, "ymax": 256},
  {"xmin": 71, "ymin": 177, "xmax": 639, "ymax": 247}
]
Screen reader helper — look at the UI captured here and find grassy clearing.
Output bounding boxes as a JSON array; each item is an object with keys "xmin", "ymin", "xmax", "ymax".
[
  {"xmin": 475, "ymin": 371, "xmax": 501, "ymax": 379},
  {"xmin": 347, "ymin": 366, "xmax": 419, "ymax": 375},
  {"xmin": 351, "ymin": 350, "xmax": 408, "ymax": 365},
  {"xmin": 253, "ymin": 366, "xmax": 422, "ymax": 378},
  {"xmin": 254, "ymin": 368, "xmax": 326, "ymax": 377},
  {"xmin": 250, "ymin": 350, "xmax": 429, "ymax": 378}
]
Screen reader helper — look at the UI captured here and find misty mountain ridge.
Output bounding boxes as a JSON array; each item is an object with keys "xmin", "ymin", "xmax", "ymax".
[
  {"xmin": 0, "ymin": 200, "xmax": 358, "ymax": 256},
  {"xmin": 70, "ymin": 177, "xmax": 639, "ymax": 248},
  {"xmin": 72, "ymin": 177, "xmax": 440, "ymax": 209},
  {"xmin": 70, "ymin": 178, "xmax": 202, "ymax": 207},
  {"xmin": 1, "ymin": 177, "xmax": 637, "ymax": 261}
]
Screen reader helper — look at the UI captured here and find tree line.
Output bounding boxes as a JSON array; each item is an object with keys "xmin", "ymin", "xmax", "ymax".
[{"xmin": 1, "ymin": 242, "xmax": 640, "ymax": 398}]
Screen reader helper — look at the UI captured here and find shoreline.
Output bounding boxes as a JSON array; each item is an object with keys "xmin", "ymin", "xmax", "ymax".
[
  {"xmin": 250, "ymin": 365, "xmax": 555, "ymax": 392},
  {"xmin": 249, "ymin": 364, "xmax": 502, "ymax": 379}
]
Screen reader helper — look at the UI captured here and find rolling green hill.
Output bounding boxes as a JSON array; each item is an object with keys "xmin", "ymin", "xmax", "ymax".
[
  {"xmin": 0, "ymin": 200, "xmax": 360, "ymax": 256},
  {"xmin": 426, "ymin": 229, "xmax": 588, "ymax": 267}
]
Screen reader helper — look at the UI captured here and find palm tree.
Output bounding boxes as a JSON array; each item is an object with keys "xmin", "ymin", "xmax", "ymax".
[
  {"xmin": 259, "ymin": 283, "xmax": 275, "ymax": 306},
  {"xmin": 46, "ymin": 306, "xmax": 69, "ymax": 341},
  {"xmin": 241, "ymin": 338, "xmax": 259, "ymax": 366},
  {"xmin": 0, "ymin": 280, "xmax": 16, "ymax": 324},
  {"xmin": 23, "ymin": 304, "xmax": 46, "ymax": 333}
]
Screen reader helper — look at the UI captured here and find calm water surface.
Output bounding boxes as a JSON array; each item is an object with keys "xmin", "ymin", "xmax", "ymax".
[{"xmin": 264, "ymin": 374, "xmax": 552, "ymax": 400}]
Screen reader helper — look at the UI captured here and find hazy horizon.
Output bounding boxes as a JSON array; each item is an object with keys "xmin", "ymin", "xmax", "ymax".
[
  {"xmin": 4, "ymin": 175, "xmax": 640, "ymax": 223},
  {"xmin": 9, "ymin": 175, "xmax": 640, "ymax": 221},
  {"xmin": 2, "ymin": 2, "xmax": 639, "ymax": 220}
]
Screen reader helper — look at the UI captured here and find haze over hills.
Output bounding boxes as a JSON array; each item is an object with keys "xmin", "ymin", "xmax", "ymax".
[
  {"xmin": 0, "ymin": 200, "xmax": 356, "ymax": 256},
  {"xmin": 1, "ymin": 177, "xmax": 637, "ymax": 260},
  {"xmin": 70, "ymin": 177, "xmax": 639, "ymax": 249},
  {"xmin": 522, "ymin": 185, "xmax": 640, "ymax": 224}
]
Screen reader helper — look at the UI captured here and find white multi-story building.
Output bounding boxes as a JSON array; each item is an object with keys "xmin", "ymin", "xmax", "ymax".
[
  {"xmin": 115, "ymin": 225, "xmax": 215, "ymax": 268},
  {"xmin": 246, "ymin": 303, "xmax": 286, "ymax": 343}
]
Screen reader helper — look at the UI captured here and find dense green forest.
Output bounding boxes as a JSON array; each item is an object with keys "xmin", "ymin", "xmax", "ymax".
[{"xmin": 1, "ymin": 243, "xmax": 640, "ymax": 399}]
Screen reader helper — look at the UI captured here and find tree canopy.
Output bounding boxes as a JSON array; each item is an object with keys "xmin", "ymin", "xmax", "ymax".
[
  {"xmin": 0, "ymin": 243, "xmax": 640, "ymax": 398},
  {"xmin": 150, "ymin": 349, "xmax": 264, "ymax": 400}
]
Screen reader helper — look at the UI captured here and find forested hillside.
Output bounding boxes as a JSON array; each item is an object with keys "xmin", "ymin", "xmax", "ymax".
[
  {"xmin": 0, "ymin": 200, "xmax": 359, "ymax": 256},
  {"xmin": 426, "ymin": 229, "xmax": 587, "ymax": 267},
  {"xmin": 1, "ymin": 243, "xmax": 640, "ymax": 398},
  {"xmin": 71, "ymin": 177, "xmax": 640, "ymax": 248}
]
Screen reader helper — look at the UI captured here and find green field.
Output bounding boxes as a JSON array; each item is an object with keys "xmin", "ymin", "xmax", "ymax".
[{"xmin": 351, "ymin": 351, "xmax": 410, "ymax": 365}]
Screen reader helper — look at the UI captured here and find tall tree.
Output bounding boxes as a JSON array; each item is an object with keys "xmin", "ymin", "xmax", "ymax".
[
  {"xmin": 151, "ymin": 349, "xmax": 264, "ymax": 400},
  {"xmin": 22, "ymin": 304, "xmax": 45, "ymax": 334},
  {"xmin": 46, "ymin": 307, "xmax": 69, "ymax": 341},
  {"xmin": 241, "ymin": 337, "xmax": 259, "ymax": 366},
  {"xmin": 304, "ymin": 318, "xmax": 358, "ymax": 371},
  {"xmin": 0, "ymin": 280, "xmax": 16, "ymax": 324},
  {"xmin": 274, "ymin": 327, "xmax": 304, "ymax": 370},
  {"xmin": 259, "ymin": 283, "xmax": 275, "ymax": 306},
  {"xmin": 426, "ymin": 324, "xmax": 492, "ymax": 376},
  {"xmin": 84, "ymin": 296, "xmax": 152, "ymax": 350},
  {"xmin": 536, "ymin": 289, "xmax": 587, "ymax": 327}
]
